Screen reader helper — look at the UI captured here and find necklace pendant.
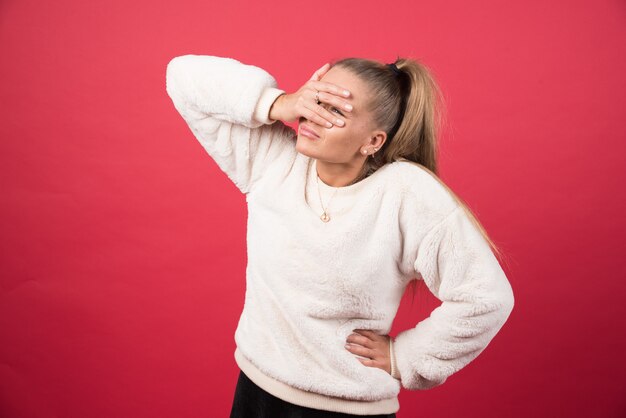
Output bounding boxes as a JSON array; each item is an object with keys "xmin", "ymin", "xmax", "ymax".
[{"xmin": 320, "ymin": 212, "xmax": 330, "ymax": 222}]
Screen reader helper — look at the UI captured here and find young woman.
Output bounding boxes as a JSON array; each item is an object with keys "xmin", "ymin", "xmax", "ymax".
[{"xmin": 165, "ymin": 54, "xmax": 515, "ymax": 417}]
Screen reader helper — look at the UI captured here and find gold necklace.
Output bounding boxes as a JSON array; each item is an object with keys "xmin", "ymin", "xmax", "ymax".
[{"xmin": 316, "ymin": 174, "xmax": 339, "ymax": 222}]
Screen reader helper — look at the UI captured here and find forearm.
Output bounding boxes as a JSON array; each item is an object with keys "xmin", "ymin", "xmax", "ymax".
[{"xmin": 166, "ymin": 54, "xmax": 280, "ymax": 128}]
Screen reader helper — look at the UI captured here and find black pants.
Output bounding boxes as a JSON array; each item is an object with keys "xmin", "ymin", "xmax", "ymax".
[{"xmin": 230, "ymin": 369, "xmax": 397, "ymax": 418}]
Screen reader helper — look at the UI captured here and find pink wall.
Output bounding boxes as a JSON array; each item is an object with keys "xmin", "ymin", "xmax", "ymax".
[{"xmin": 1, "ymin": 0, "xmax": 624, "ymax": 417}]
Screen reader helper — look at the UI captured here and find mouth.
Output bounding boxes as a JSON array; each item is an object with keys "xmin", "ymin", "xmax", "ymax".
[{"xmin": 299, "ymin": 123, "xmax": 321, "ymax": 139}]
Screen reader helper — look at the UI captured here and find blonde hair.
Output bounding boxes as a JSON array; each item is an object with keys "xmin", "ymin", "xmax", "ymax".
[{"xmin": 330, "ymin": 56, "xmax": 505, "ymax": 282}]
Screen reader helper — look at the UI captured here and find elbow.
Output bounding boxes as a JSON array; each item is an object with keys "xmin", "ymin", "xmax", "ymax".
[
  {"xmin": 487, "ymin": 266, "xmax": 515, "ymax": 320},
  {"xmin": 165, "ymin": 57, "xmax": 181, "ymax": 95},
  {"xmin": 480, "ymin": 273, "xmax": 515, "ymax": 326},
  {"xmin": 165, "ymin": 66, "xmax": 176, "ymax": 99},
  {"xmin": 507, "ymin": 288, "xmax": 515, "ymax": 314},
  {"xmin": 497, "ymin": 278, "xmax": 515, "ymax": 323},
  {"xmin": 166, "ymin": 55, "xmax": 188, "ymax": 74},
  {"xmin": 165, "ymin": 56, "xmax": 190, "ymax": 97}
]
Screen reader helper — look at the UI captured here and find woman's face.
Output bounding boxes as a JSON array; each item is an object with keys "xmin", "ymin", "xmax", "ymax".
[{"xmin": 295, "ymin": 66, "xmax": 386, "ymax": 164}]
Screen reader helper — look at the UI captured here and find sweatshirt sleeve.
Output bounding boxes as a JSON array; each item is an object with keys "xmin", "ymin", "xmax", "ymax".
[
  {"xmin": 392, "ymin": 205, "xmax": 515, "ymax": 390},
  {"xmin": 165, "ymin": 54, "xmax": 297, "ymax": 194}
]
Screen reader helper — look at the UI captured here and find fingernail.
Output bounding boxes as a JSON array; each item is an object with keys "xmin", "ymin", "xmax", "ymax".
[
  {"xmin": 343, "ymin": 90, "xmax": 350, "ymax": 96},
  {"xmin": 336, "ymin": 119, "xmax": 344, "ymax": 126},
  {"xmin": 345, "ymin": 344, "xmax": 351, "ymax": 348},
  {"xmin": 345, "ymin": 104, "xmax": 353, "ymax": 110},
  {"xmin": 326, "ymin": 122, "xmax": 333, "ymax": 128}
]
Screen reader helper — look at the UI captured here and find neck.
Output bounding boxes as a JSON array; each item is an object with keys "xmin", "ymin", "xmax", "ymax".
[{"xmin": 315, "ymin": 157, "xmax": 368, "ymax": 187}]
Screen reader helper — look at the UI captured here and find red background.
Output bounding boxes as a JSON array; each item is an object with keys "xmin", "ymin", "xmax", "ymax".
[{"xmin": 1, "ymin": 0, "xmax": 625, "ymax": 417}]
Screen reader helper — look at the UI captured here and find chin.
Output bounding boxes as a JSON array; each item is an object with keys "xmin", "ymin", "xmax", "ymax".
[
  {"xmin": 297, "ymin": 135, "xmax": 327, "ymax": 161},
  {"xmin": 295, "ymin": 135, "xmax": 314, "ymax": 157}
]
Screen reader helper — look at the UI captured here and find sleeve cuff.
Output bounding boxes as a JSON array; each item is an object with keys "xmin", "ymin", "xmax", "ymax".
[
  {"xmin": 389, "ymin": 337, "xmax": 401, "ymax": 380},
  {"xmin": 253, "ymin": 86, "xmax": 286, "ymax": 125}
]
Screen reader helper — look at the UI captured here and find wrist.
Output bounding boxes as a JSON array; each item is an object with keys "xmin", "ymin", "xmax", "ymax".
[
  {"xmin": 254, "ymin": 87, "xmax": 286, "ymax": 125},
  {"xmin": 269, "ymin": 92, "xmax": 287, "ymax": 122}
]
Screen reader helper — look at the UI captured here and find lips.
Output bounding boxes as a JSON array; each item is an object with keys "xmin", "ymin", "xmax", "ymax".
[{"xmin": 300, "ymin": 123, "xmax": 320, "ymax": 139}]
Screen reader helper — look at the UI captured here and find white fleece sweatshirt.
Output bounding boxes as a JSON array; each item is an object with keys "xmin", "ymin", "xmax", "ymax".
[{"xmin": 165, "ymin": 54, "xmax": 515, "ymax": 415}]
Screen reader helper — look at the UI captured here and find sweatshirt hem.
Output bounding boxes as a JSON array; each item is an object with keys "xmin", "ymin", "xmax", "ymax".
[{"xmin": 234, "ymin": 347, "xmax": 400, "ymax": 415}]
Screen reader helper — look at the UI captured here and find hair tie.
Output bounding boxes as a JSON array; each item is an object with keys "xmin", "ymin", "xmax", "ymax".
[
  {"xmin": 386, "ymin": 62, "xmax": 406, "ymax": 141},
  {"xmin": 387, "ymin": 62, "xmax": 402, "ymax": 77}
]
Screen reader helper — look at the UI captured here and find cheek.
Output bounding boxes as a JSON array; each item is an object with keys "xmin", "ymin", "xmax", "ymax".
[
  {"xmin": 331, "ymin": 125, "xmax": 362, "ymax": 149},
  {"xmin": 324, "ymin": 128, "xmax": 362, "ymax": 158},
  {"xmin": 325, "ymin": 127, "xmax": 351, "ymax": 148}
]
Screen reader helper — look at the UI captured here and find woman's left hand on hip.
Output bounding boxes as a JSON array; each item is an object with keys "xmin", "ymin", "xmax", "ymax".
[{"xmin": 345, "ymin": 329, "xmax": 392, "ymax": 375}]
